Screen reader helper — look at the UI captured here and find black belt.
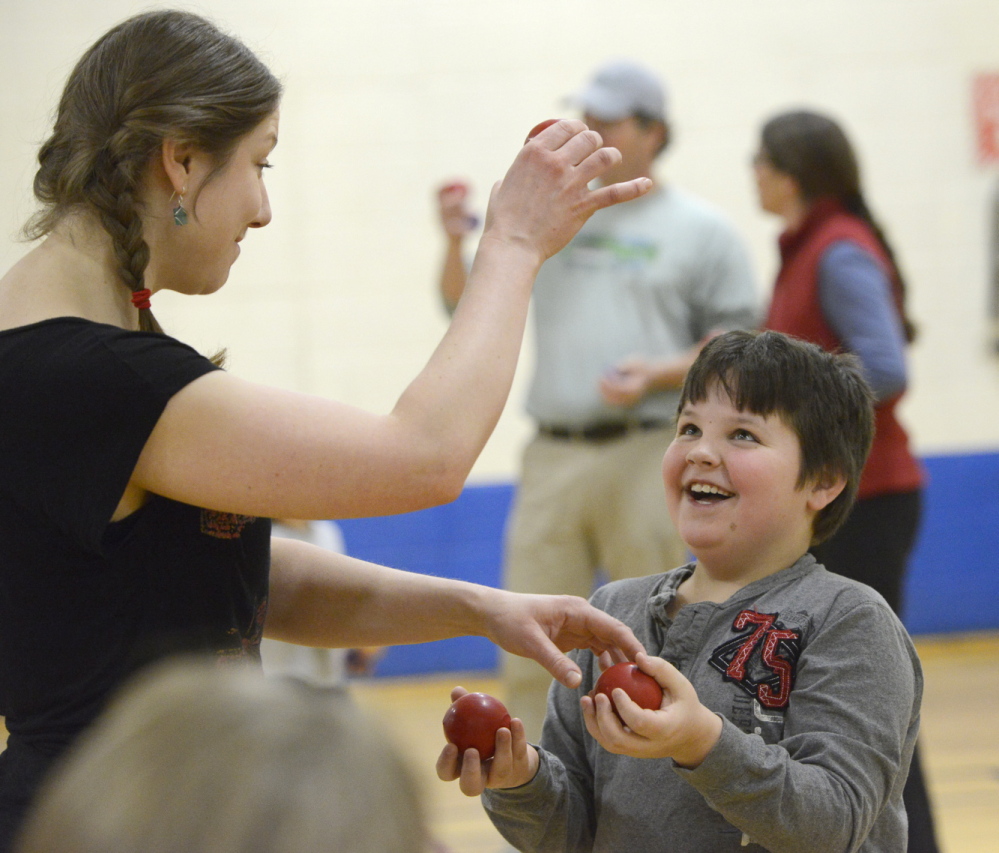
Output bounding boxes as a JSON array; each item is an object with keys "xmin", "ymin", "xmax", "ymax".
[{"xmin": 538, "ymin": 420, "xmax": 670, "ymax": 443}]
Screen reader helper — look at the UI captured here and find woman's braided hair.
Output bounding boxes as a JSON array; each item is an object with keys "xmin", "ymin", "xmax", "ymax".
[{"xmin": 26, "ymin": 10, "xmax": 282, "ymax": 335}]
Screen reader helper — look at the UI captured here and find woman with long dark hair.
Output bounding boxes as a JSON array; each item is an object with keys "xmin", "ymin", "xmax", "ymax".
[
  {"xmin": 753, "ymin": 109, "xmax": 938, "ymax": 853},
  {"xmin": 0, "ymin": 10, "xmax": 651, "ymax": 849}
]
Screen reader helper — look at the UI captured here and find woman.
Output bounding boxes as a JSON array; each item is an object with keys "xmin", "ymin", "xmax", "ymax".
[
  {"xmin": 0, "ymin": 10, "xmax": 650, "ymax": 848},
  {"xmin": 753, "ymin": 109, "xmax": 937, "ymax": 853}
]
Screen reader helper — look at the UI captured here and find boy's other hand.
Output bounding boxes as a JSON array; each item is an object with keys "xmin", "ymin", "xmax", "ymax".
[
  {"xmin": 435, "ymin": 686, "xmax": 540, "ymax": 796},
  {"xmin": 581, "ymin": 652, "xmax": 722, "ymax": 768}
]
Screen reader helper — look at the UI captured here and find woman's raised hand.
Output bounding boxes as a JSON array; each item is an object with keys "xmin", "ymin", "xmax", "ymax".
[{"xmin": 480, "ymin": 119, "xmax": 652, "ymax": 266}]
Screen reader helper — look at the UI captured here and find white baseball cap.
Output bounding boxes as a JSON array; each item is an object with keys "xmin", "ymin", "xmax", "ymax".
[{"xmin": 570, "ymin": 60, "xmax": 668, "ymax": 123}]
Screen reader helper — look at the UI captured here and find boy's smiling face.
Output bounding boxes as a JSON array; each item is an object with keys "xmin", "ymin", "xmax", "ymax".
[{"xmin": 662, "ymin": 384, "xmax": 843, "ymax": 578}]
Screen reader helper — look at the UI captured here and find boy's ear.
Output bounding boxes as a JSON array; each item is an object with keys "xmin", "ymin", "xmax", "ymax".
[{"xmin": 806, "ymin": 474, "xmax": 847, "ymax": 512}]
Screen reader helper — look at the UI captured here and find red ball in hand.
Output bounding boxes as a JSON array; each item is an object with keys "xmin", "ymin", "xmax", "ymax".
[
  {"xmin": 442, "ymin": 692, "xmax": 512, "ymax": 760},
  {"xmin": 590, "ymin": 662, "xmax": 663, "ymax": 722},
  {"xmin": 524, "ymin": 118, "xmax": 560, "ymax": 144}
]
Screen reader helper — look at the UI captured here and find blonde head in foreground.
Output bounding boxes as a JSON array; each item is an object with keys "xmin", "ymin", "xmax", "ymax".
[{"xmin": 15, "ymin": 658, "xmax": 429, "ymax": 853}]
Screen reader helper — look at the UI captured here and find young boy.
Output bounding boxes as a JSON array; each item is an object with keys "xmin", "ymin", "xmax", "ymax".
[{"xmin": 437, "ymin": 330, "xmax": 923, "ymax": 852}]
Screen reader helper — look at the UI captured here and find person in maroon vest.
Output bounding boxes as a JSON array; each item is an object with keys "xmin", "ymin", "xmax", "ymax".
[{"xmin": 752, "ymin": 109, "xmax": 938, "ymax": 853}]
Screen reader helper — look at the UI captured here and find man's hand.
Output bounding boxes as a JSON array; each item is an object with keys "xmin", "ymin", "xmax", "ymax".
[
  {"xmin": 599, "ymin": 356, "xmax": 651, "ymax": 407},
  {"xmin": 437, "ymin": 181, "xmax": 478, "ymax": 240}
]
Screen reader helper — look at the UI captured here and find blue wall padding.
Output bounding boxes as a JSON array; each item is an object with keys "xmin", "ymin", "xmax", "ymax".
[
  {"xmin": 902, "ymin": 452, "xmax": 999, "ymax": 634},
  {"xmin": 337, "ymin": 451, "xmax": 999, "ymax": 677},
  {"xmin": 338, "ymin": 485, "xmax": 514, "ymax": 677}
]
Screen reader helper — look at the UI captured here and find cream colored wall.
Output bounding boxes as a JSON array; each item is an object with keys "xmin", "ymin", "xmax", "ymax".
[{"xmin": 3, "ymin": 0, "xmax": 999, "ymax": 481}]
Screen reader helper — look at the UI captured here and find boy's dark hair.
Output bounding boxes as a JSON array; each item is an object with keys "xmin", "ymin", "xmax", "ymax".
[{"xmin": 679, "ymin": 330, "xmax": 875, "ymax": 544}]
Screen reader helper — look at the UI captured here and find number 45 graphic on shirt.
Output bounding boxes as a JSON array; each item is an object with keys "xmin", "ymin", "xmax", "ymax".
[{"xmin": 708, "ymin": 610, "xmax": 801, "ymax": 710}]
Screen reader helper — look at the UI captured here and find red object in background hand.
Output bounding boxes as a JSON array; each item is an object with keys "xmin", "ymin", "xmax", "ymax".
[
  {"xmin": 442, "ymin": 692, "xmax": 512, "ymax": 760},
  {"xmin": 525, "ymin": 118, "xmax": 560, "ymax": 144},
  {"xmin": 590, "ymin": 662, "xmax": 663, "ymax": 722},
  {"xmin": 439, "ymin": 181, "xmax": 479, "ymax": 230}
]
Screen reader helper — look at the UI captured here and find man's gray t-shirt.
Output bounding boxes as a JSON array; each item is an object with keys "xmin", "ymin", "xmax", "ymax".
[{"xmin": 526, "ymin": 185, "xmax": 758, "ymax": 428}]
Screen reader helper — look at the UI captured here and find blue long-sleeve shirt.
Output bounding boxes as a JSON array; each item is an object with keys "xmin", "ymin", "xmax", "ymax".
[{"xmin": 818, "ymin": 240, "xmax": 907, "ymax": 401}]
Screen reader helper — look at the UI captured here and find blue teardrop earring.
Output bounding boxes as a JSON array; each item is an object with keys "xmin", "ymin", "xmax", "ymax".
[{"xmin": 172, "ymin": 189, "xmax": 188, "ymax": 226}]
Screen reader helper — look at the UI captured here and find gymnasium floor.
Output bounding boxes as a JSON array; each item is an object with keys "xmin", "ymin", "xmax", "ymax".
[
  {"xmin": 348, "ymin": 632, "xmax": 999, "ymax": 853},
  {"xmin": 1, "ymin": 632, "xmax": 996, "ymax": 851}
]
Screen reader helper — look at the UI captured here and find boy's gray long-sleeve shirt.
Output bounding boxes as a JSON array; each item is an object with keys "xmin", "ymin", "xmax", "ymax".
[{"xmin": 483, "ymin": 555, "xmax": 922, "ymax": 853}]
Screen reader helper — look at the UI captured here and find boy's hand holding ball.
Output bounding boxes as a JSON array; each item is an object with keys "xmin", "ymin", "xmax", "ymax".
[
  {"xmin": 582, "ymin": 652, "xmax": 722, "ymax": 767},
  {"xmin": 589, "ymin": 661, "xmax": 664, "ymax": 720},
  {"xmin": 436, "ymin": 687, "xmax": 540, "ymax": 797},
  {"xmin": 442, "ymin": 691, "xmax": 511, "ymax": 760}
]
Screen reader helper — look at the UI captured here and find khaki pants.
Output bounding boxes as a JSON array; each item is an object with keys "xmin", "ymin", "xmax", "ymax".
[{"xmin": 501, "ymin": 426, "xmax": 687, "ymax": 741}]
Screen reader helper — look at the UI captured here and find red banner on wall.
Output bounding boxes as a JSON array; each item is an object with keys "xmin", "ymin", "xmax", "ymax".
[{"xmin": 974, "ymin": 73, "xmax": 999, "ymax": 165}]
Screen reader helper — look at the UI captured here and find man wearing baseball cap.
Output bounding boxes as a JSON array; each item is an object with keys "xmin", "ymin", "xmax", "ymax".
[
  {"xmin": 571, "ymin": 58, "xmax": 669, "ymax": 123},
  {"xmin": 436, "ymin": 60, "xmax": 758, "ymax": 741}
]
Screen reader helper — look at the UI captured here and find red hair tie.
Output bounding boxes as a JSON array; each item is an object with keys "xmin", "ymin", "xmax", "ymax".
[{"xmin": 131, "ymin": 289, "xmax": 152, "ymax": 310}]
